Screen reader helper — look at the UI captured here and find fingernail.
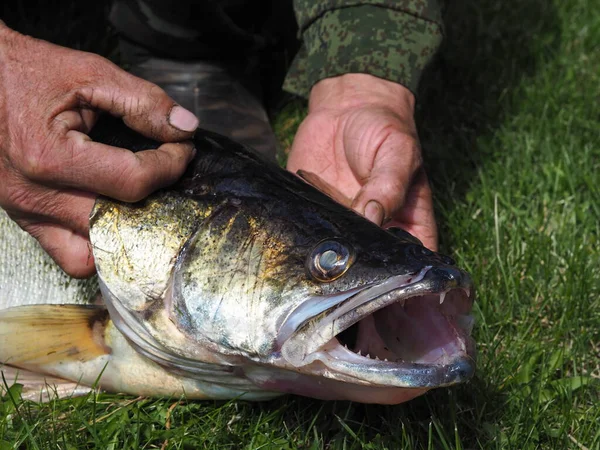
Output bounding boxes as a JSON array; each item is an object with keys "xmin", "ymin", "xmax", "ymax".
[
  {"xmin": 364, "ymin": 200, "xmax": 384, "ymax": 225},
  {"xmin": 169, "ymin": 105, "xmax": 199, "ymax": 132}
]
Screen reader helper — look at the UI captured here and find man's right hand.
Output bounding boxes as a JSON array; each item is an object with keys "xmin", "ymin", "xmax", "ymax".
[{"xmin": 0, "ymin": 23, "xmax": 199, "ymax": 278}]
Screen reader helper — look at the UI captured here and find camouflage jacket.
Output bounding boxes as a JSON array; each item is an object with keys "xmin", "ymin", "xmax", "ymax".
[
  {"xmin": 109, "ymin": 0, "xmax": 443, "ymax": 98},
  {"xmin": 286, "ymin": 0, "xmax": 444, "ymax": 97}
]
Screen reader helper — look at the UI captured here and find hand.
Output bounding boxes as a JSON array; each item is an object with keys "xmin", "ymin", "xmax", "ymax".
[
  {"xmin": 0, "ymin": 24, "xmax": 199, "ymax": 277},
  {"xmin": 287, "ymin": 74, "xmax": 438, "ymax": 250}
]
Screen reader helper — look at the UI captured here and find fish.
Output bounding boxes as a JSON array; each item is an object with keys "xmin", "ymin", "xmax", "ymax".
[{"xmin": 0, "ymin": 117, "xmax": 475, "ymax": 405}]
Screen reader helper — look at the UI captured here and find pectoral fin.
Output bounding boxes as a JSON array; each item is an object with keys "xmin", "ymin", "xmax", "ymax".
[{"xmin": 0, "ymin": 305, "xmax": 110, "ymax": 367}]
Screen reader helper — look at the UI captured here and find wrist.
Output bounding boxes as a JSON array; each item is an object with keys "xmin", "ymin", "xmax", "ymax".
[{"xmin": 308, "ymin": 74, "xmax": 415, "ymax": 116}]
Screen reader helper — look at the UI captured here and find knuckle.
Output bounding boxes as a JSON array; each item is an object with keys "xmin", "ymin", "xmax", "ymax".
[
  {"xmin": 75, "ymin": 85, "xmax": 96, "ymax": 107},
  {"xmin": 160, "ymin": 143, "xmax": 187, "ymax": 167},
  {"xmin": 123, "ymin": 148, "xmax": 184, "ymax": 200},
  {"xmin": 382, "ymin": 133, "xmax": 423, "ymax": 172},
  {"xmin": 116, "ymin": 165, "xmax": 155, "ymax": 202},
  {"xmin": 82, "ymin": 53, "xmax": 112, "ymax": 78},
  {"xmin": 120, "ymin": 81, "xmax": 173, "ymax": 140},
  {"xmin": 145, "ymin": 82, "xmax": 166, "ymax": 108},
  {"xmin": 128, "ymin": 84, "xmax": 167, "ymax": 137},
  {"xmin": 19, "ymin": 147, "xmax": 48, "ymax": 179},
  {"xmin": 119, "ymin": 84, "xmax": 161, "ymax": 125},
  {"xmin": 129, "ymin": 80, "xmax": 163, "ymax": 115},
  {"xmin": 20, "ymin": 136, "xmax": 72, "ymax": 181},
  {"xmin": 73, "ymin": 55, "xmax": 112, "ymax": 92},
  {"xmin": 384, "ymin": 125, "xmax": 418, "ymax": 149},
  {"xmin": 118, "ymin": 92, "xmax": 138, "ymax": 117},
  {"xmin": 130, "ymin": 171, "xmax": 154, "ymax": 200},
  {"xmin": 379, "ymin": 178, "xmax": 404, "ymax": 204}
]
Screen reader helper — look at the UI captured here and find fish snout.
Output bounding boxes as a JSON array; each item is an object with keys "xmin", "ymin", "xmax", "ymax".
[
  {"xmin": 444, "ymin": 357, "xmax": 476, "ymax": 385},
  {"xmin": 420, "ymin": 265, "xmax": 474, "ymax": 299}
]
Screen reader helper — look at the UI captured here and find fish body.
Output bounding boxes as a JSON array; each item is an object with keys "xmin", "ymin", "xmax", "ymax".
[{"xmin": 0, "ymin": 118, "xmax": 475, "ymax": 404}]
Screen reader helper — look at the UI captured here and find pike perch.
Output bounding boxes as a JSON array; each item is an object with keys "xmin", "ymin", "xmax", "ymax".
[{"xmin": 0, "ymin": 118, "xmax": 475, "ymax": 404}]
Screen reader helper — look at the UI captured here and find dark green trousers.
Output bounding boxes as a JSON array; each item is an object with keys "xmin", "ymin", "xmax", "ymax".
[{"xmin": 110, "ymin": 0, "xmax": 300, "ymax": 106}]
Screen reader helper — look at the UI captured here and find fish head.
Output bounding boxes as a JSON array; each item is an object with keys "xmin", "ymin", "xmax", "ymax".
[
  {"xmin": 215, "ymin": 197, "xmax": 475, "ymax": 403},
  {"xmin": 90, "ymin": 128, "xmax": 475, "ymax": 404}
]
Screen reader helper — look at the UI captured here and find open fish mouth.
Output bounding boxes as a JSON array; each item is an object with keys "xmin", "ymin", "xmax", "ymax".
[{"xmin": 278, "ymin": 266, "xmax": 475, "ymax": 388}]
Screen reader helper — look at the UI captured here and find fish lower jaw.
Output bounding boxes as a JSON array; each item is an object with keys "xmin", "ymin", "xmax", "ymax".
[
  {"xmin": 308, "ymin": 332, "xmax": 474, "ymax": 387},
  {"xmin": 295, "ymin": 289, "xmax": 476, "ymax": 388}
]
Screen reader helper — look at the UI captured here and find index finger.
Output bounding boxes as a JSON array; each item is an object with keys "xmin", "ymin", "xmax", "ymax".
[{"xmin": 28, "ymin": 130, "xmax": 195, "ymax": 202}]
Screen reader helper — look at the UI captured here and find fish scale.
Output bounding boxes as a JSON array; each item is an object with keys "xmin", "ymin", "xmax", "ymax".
[{"xmin": 0, "ymin": 208, "xmax": 98, "ymax": 308}]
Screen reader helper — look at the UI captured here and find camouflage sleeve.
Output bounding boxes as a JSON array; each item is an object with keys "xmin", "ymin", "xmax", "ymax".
[{"xmin": 283, "ymin": 1, "xmax": 444, "ymax": 98}]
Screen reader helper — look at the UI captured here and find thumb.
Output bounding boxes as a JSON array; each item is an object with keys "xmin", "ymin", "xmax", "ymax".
[
  {"xmin": 352, "ymin": 164, "xmax": 438, "ymax": 250},
  {"xmin": 77, "ymin": 58, "xmax": 198, "ymax": 141},
  {"xmin": 385, "ymin": 169, "xmax": 438, "ymax": 251},
  {"xmin": 350, "ymin": 141, "xmax": 420, "ymax": 226}
]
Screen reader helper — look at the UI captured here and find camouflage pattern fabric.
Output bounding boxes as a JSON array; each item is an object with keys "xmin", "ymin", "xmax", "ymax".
[
  {"xmin": 293, "ymin": 0, "xmax": 443, "ymax": 29},
  {"xmin": 109, "ymin": 0, "xmax": 443, "ymax": 97},
  {"xmin": 285, "ymin": 1, "xmax": 444, "ymax": 96}
]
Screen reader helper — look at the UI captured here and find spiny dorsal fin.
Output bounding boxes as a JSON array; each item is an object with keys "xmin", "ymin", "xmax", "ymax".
[
  {"xmin": 296, "ymin": 170, "xmax": 353, "ymax": 208},
  {"xmin": 0, "ymin": 305, "xmax": 110, "ymax": 366}
]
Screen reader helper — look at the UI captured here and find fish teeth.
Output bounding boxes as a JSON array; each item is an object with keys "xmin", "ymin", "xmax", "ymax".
[
  {"xmin": 357, "ymin": 350, "xmax": 362, "ymax": 356},
  {"xmin": 439, "ymin": 291, "xmax": 447, "ymax": 305},
  {"xmin": 384, "ymin": 358, "xmax": 388, "ymax": 362},
  {"xmin": 375, "ymin": 356, "xmax": 380, "ymax": 360},
  {"xmin": 366, "ymin": 353, "xmax": 371, "ymax": 359}
]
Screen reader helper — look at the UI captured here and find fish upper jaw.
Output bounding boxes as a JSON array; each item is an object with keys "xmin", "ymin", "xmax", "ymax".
[{"xmin": 276, "ymin": 265, "xmax": 476, "ymax": 389}]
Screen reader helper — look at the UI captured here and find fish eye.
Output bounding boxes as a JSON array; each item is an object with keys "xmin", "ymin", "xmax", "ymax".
[{"xmin": 306, "ymin": 239, "xmax": 355, "ymax": 282}]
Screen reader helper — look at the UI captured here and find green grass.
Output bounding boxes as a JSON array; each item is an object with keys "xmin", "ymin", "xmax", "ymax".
[{"xmin": 1, "ymin": 0, "xmax": 599, "ymax": 448}]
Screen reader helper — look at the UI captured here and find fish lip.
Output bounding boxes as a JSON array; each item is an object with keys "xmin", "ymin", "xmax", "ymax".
[{"xmin": 278, "ymin": 265, "xmax": 476, "ymax": 388}]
